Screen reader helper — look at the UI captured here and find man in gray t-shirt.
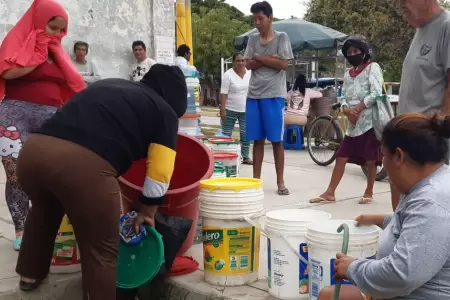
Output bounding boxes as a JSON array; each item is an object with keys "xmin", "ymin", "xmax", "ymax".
[
  {"xmin": 244, "ymin": 1, "xmax": 294, "ymax": 195},
  {"xmin": 394, "ymin": 0, "xmax": 450, "ymax": 210}
]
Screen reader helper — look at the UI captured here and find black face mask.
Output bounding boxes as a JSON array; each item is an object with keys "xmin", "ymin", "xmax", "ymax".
[{"xmin": 346, "ymin": 53, "xmax": 365, "ymax": 67}]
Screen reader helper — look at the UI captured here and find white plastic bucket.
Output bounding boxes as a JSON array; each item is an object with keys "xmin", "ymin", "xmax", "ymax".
[
  {"xmin": 245, "ymin": 209, "xmax": 331, "ymax": 300},
  {"xmin": 306, "ymin": 220, "xmax": 379, "ymax": 300},
  {"xmin": 178, "ymin": 127, "xmax": 198, "ymax": 136},
  {"xmin": 212, "ymin": 162, "xmax": 227, "ymax": 178},
  {"xmin": 186, "ymin": 77, "xmax": 201, "ymax": 107},
  {"xmin": 199, "ymin": 178, "xmax": 264, "ymax": 286},
  {"xmin": 208, "ymin": 138, "xmax": 242, "ymax": 163},
  {"xmin": 213, "ymin": 152, "xmax": 239, "ymax": 177},
  {"xmin": 179, "ymin": 116, "xmax": 199, "ymax": 128}
]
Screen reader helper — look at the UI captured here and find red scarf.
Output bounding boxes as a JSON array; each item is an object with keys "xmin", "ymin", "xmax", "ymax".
[
  {"xmin": 349, "ymin": 61, "xmax": 372, "ymax": 78},
  {"xmin": 0, "ymin": 0, "xmax": 85, "ymax": 103}
]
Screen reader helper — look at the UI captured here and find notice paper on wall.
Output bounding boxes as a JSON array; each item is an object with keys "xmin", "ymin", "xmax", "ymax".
[{"xmin": 155, "ymin": 36, "xmax": 175, "ymax": 65}]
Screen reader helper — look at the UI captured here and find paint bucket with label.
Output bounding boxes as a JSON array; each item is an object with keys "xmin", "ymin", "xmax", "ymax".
[
  {"xmin": 50, "ymin": 215, "xmax": 81, "ymax": 274},
  {"xmin": 212, "ymin": 161, "xmax": 227, "ymax": 178},
  {"xmin": 213, "ymin": 152, "xmax": 239, "ymax": 177},
  {"xmin": 306, "ymin": 220, "xmax": 379, "ymax": 300},
  {"xmin": 245, "ymin": 209, "xmax": 331, "ymax": 299},
  {"xmin": 199, "ymin": 178, "xmax": 264, "ymax": 286},
  {"xmin": 208, "ymin": 138, "xmax": 242, "ymax": 163}
]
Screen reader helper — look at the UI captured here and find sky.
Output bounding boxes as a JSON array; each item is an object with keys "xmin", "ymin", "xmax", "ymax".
[{"xmin": 225, "ymin": 0, "xmax": 307, "ymax": 19}]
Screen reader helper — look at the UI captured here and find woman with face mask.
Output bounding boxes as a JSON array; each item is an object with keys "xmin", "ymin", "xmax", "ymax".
[
  {"xmin": 309, "ymin": 35, "xmax": 384, "ymax": 205},
  {"xmin": 0, "ymin": 0, "xmax": 85, "ymax": 250}
]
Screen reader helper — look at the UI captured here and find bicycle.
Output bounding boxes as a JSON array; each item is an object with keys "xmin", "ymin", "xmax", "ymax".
[{"xmin": 305, "ymin": 102, "xmax": 388, "ymax": 181}]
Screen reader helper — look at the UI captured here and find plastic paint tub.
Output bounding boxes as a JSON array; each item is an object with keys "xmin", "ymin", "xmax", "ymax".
[
  {"xmin": 199, "ymin": 178, "xmax": 264, "ymax": 286},
  {"xmin": 209, "ymin": 138, "xmax": 242, "ymax": 163},
  {"xmin": 50, "ymin": 215, "xmax": 81, "ymax": 274},
  {"xmin": 264, "ymin": 209, "xmax": 332, "ymax": 300},
  {"xmin": 306, "ymin": 220, "xmax": 379, "ymax": 300},
  {"xmin": 213, "ymin": 152, "xmax": 239, "ymax": 177}
]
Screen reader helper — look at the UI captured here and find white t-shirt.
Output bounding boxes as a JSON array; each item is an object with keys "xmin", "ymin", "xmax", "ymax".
[
  {"xmin": 131, "ymin": 57, "xmax": 157, "ymax": 82},
  {"xmin": 220, "ymin": 68, "xmax": 251, "ymax": 112}
]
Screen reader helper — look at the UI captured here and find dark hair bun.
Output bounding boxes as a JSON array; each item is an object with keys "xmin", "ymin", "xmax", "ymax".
[{"xmin": 430, "ymin": 113, "xmax": 450, "ymax": 139}]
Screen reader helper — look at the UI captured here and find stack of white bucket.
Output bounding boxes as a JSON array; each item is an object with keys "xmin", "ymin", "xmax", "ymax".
[{"xmin": 199, "ymin": 178, "xmax": 264, "ymax": 286}]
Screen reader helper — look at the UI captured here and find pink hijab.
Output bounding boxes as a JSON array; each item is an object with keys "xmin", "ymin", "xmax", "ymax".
[{"xmin": 0, "ymin": 0, "xmax": 85, "ymax": 102}]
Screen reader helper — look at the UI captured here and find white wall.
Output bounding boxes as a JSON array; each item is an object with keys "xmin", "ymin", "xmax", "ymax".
[{"xmin": 0, "ymin": 0, "xmax": 176, "ymax": 79}]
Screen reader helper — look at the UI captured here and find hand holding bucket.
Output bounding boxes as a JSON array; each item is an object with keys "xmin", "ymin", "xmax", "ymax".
[{"xmin": 333, "ymin": 223, "xmax": 349, "ymax": 300}]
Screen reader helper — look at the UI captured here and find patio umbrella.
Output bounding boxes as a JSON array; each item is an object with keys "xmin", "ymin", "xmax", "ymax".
[{"xmin": 234, "ymin": 19, "xmax": 348, "ymax": 52}]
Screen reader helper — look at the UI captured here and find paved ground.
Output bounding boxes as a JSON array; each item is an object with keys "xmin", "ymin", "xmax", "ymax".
[{"xmin": 0, "ymin": 146, "xmax": 393, "ymax": 299}]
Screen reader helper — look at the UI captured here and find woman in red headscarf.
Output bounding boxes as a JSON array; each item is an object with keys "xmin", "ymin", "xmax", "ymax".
[{"xmin": 0, "ymin": 0, "xmax": 85, "ymax": 251}]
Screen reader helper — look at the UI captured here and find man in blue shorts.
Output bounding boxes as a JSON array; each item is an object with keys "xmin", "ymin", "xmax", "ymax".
[{"xmin": 244, "ymin": 1, "xmax": 294, "ymax": 195}]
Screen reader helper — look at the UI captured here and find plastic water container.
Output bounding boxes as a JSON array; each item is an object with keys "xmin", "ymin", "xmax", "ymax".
[
  {"xmin": 199, "ymin": 178, "xmax": 264, "ymax": 286},
  {"xmin": 212, "ymin": 152, "xmax": 239, "ymax": 177},
  {"xmin": 119, "ymin": 133, "xmax": 214, "ymax": 255},
  {"xmin": 179, "ymin": 114, "xmax": 199, "ymax": 136},
  {"xmin": 212, "ymin": 162, "xmax": 227, "ymax": 178},
  {"xmin": 50, "ymin": 215, "xmax": 81, "ymax": 274},
  {"xmin": 244, "ymin": 209, "xmax": 331, "ymax": 299},
  {"xmin": 186, "ymin": 77, "xmax": 200, "ymax": 109},
  {"xmin": 208, "ymin": 138, "xmax": 242, "ymax": 163},
  {"xmin": 306, "ymin": 220, "xmax": 379, "ymax": 300}
]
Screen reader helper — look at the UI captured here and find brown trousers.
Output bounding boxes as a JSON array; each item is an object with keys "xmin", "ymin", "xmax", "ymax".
[{"xmin": 16, "ymin": 134, "xmax": 121, "ymax": 300}]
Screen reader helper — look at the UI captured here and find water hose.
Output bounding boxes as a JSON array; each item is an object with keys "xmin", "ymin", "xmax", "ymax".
[{"xmin": 333, "ymin": 223, "xmax": 350, "ymax": 300}]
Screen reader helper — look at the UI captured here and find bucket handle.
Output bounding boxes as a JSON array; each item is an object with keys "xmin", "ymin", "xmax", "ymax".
[
  {"xmin": 243, "ymin": 215, "xmax": 309, "ymax": 265},
  {"xmin": 333, "ymin": 223, "xmax": 350, "ymax": 300},
  {"xmin": 242, "ymin": 214, "xmax": 267, "ymax": 238}
]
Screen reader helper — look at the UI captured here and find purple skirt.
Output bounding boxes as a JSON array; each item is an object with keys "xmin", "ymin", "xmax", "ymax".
[{"xmin": 336, "ymin": 129, "xmax": 382, "ymax": 166}]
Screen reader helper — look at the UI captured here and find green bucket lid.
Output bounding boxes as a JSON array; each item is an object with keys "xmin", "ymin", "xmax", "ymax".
[{"xmin": 116, "ymin": 225, "xmax": 164, "ymax": 289}]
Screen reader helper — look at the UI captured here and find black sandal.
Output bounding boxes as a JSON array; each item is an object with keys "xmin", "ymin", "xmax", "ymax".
[
  {"xmin": 19, "ymin": 279, "xmax": 42, "ymax": 292},
  {"xmin": 242, "ymin": 158, "xmax": 253, "ymax": 165},
  {"xmin": 277, "ymin": 188, "xmax": 290, "ymax": 196}
]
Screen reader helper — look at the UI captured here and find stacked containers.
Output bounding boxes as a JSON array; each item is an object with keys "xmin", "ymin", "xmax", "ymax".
[
  {"xmin": 199, "ymin": 178, "xmax": 264, "ymax": 286},
  {"xmin": 209, "ymin": 138, "xmax": 242, "ymax": 177},
  {"xmin": 179, "ymin": 64, "xmax": 201, "ymax": 136}
]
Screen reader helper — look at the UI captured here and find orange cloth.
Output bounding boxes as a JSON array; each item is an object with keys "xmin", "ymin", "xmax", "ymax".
[{"xmin": 0, "ymin": 0, "xmax": 85, "ymax": 103}]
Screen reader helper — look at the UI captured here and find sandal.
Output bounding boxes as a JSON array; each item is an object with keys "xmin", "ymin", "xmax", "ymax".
[
  {"xmin": 359, "ymin": 197, "xmax": 373, "ymax": 204},
  {"xmin": 19, "ymin": 278, "xmax": 42, "ymax": 292},
  {"xmin": 277, "ymin": 188, "xmax": 290, "ymax": 196},
  {"xmin": 242, "ymin": 158, "xmax": 253, "ymax": 165},
  {"xmin": 309, "ymin": 197, "xmax": 336, "ymax": 204}
]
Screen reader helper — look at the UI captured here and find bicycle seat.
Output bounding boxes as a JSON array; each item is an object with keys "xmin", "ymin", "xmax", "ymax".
[{"xmin": 332, "ymin": 102, "xmax": 342, "ymax": 110}]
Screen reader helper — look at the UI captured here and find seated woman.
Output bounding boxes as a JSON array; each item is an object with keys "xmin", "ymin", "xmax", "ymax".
[
  {"xmin": 318, "ymin": 112, "xmax": 450, "ymax": 300},
  {"xmin": 285, "ymin": 73, "xmax": 322, "ymax": 126}
]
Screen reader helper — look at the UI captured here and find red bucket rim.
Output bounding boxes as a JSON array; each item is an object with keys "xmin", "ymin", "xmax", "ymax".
[
  {"xmin": 213, "ymin": 152, "xmax": 238, "ymax": 159},
  {"xmin": 208, "ymin": 137, "xmax": 235, "ymax": 143}
]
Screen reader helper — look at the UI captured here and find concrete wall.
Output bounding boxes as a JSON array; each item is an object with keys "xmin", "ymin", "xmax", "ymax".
[{"xmin": 0, "ymin": 0, "xmax": 176, "ymax": 79}]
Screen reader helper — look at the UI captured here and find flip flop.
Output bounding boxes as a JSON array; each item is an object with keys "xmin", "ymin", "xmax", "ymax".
[
  {"xmin": 309, "ymin": 197, "xmax": 336, "ymax": 203},
  {"xmin": 242, "ymin": 158, "xmax": 253, "ymax": 165},
  {"xmin": 277, "ymin": 188, "xmax": 290, "ymax": 196},
  {"xmin": 359, "ymin": 197, "xmax": 373, "ymax": 204}
]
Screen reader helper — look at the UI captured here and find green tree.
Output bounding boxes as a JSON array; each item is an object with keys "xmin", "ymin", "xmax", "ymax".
[
  {"xmin": 304, "ymin": 0, "xmax": 450, "ymax": 81},
  {"xmin": 192, "ymin": 7, "xmax": 252, "ymax": 80}
]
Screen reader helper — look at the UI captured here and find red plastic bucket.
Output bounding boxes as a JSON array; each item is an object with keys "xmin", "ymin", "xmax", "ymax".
[{"xmin": 119, "ymin": 133, "xmax": 214, "ymax": 254}]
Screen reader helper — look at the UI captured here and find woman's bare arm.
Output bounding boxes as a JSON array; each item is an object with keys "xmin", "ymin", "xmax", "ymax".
[{"xmin": 1, "ymin": 66, "xmax": 39, "ymax": 80}]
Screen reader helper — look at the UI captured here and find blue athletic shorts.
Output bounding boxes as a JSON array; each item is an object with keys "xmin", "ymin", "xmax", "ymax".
[{"xmin": 245, "ymin": 97, "xmax": 285, "ymax": 142}]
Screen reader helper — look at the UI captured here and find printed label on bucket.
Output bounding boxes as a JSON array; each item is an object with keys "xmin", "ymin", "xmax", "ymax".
[
  {"xmin": 52, "ymin": 216, "xmax": 81, "ymax": 266},
  {"xmin": 203, "ymin": 226, "xmax": 260, "ymax": 275},
  {"xmin": 225, "ymin": 165, "xmax": 237, "ymax": 177},
  {"xmin": 329, "ymin": 255, "xmax": 376, "ymax": 285},
  {"xmin": 310, "ymin": 259, "xmax": 323, "ymax": 298},
  {"xmin": 299, "ymin": 243, "xmax": 309, "ymax": 294}
]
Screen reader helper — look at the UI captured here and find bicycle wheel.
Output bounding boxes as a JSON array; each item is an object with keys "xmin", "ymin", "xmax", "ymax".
[
  {"xmin": 360, "ymin": 165, "xmax": 388, "ymax": 181},
  {"xmin": 306, "ymin": 115, "xmax": 344, "ymax": 166}
]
